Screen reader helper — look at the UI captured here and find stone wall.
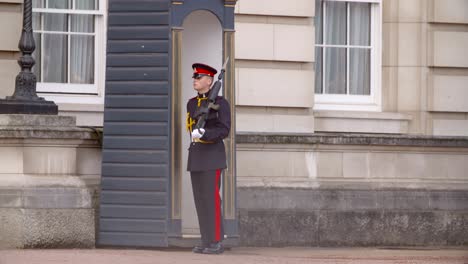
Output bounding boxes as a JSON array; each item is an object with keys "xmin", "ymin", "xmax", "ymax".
[
  {"xmin": 427, "ymin": 0, "xmax": 468, "ymax": 136},
  {"xmin": 236, "ymin": 133, "xmax": 468, "ymax": 246},
  {"xmin": 234, "ymin": 0, "xmax": 316, "ymax": 134},
  {"xmin": 238, "ymin": 188, "xmax": 468, "ymax": 246},
  {"xmin": 0, "ymin": 1, "xmax": 21, "ymax": 99},
  {"xmin": 0, "ymin": 115, "xmax": 101, "ymax": 248},
  {"xmin": 2, "ymin": 123, "xmax": 467, "ymax": 248}
]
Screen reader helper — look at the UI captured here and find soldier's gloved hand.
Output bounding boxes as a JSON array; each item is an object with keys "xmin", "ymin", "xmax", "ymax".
[{"xmin": 191, "ymin": 128, "xmax": 205, "ymax": 139}]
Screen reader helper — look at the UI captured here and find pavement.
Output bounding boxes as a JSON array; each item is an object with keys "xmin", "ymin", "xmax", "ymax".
[{"xmin": 1, "ymin": 247, "xmax": 468, "ymax": 264}]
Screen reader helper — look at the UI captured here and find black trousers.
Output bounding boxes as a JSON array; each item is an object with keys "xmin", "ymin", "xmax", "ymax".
[{"xmin": 190, "ymin": 169, "xmax": 224, "ymax": 245}]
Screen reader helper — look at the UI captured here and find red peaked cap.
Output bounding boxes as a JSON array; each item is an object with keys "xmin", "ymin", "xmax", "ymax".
[{"xmin": 192, "ymin": 63, "xmax": 217, "ymax": 77}]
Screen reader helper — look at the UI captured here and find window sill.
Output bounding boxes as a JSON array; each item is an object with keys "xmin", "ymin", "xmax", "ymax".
[
  {"xmin": 38, "ymin": 93, "xmax": 104, "ymax": 105},
  {"xmin": 57, "ymin": 102, "xmax": 104, "ymax": 113},
  {"xmin": 314, "ymin": 110, "xmax": 412, "ymax": 134}
]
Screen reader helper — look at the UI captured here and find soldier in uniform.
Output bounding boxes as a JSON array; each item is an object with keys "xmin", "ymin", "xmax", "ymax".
[{"xmin": 186, "ymin": 63, "xmax": 231, "ymax": 254}]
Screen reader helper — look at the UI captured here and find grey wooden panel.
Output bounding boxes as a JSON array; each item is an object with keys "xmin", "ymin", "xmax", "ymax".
[
  {"xmin": 106, "ymin": 67, "xmax": 168, "ymax": 81},
  {"xmin": 107, "ymin": 54, "xmax": 168, "ymax": 67},
  {"xmin": 100, "ymin": 219, "xmax": 167, "ymax": 233},
  {"xmin": 104, "ymin": 109, "xmax": 168, "ymax": 122},
  {"xmin": 105, "ymin": 81, "xmax": 168, "ymax": 95},
  {"xmin": 105, "ymin": 95, "xmax": 169, "ymax": 108},
  {"xmin": 102, "ymin": 150, "xmax": 168, "ymax": 164},
  {"xmin": 102, "ymin": 164, "xmax": 168, "ymax": 177},
  {"xmin": 99, "ymin": 232, "xmax": 167, "ymax": 247},
  {"xmin": 108, "ymin": 0, "xmax": 169, "ymax": 12},
  {"xmin": 104, "ymin": 123, "xmax": 168, "ymax": 136},
  {"xmin": 108, "ymin": 12, "xmax": 169, "ymax": 26},
  {"xmin": 108, "ymin": 26, "xmax": 169, "ymax": 40},
  {"xmin": 100, "ymin": 205, "xmax": 167, "ymax": 219},
  {"xmin": 101, "ymin": 178, "xmax": 167, "ymax": 192},
  {"xmin": 100, "ymin": 0, "xmax": 171, "ymax": 248},
  {"xmin": 101, "ymin": 191, "xmax": 167, "ymax": 205},
  {"xmin": 107, "ymin": 40, "xmax": 169, "ymax": 53},
  {"xmin": 102, "ymin": 136, "xmax": 168, "ymax": 150}
]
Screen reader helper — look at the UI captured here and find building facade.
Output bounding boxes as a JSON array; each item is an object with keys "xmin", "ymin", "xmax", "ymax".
[
  {"xmin": 234, "ymin": 0, "xmax": 468, "ymax": 246},
  {"xmin": 0, "ymin": 0, "xmax": 467, "ymax": 248}
]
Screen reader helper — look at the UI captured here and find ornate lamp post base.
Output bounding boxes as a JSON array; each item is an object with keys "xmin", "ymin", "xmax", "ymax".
[
  {"xmin": 0, "ymin": 99, "xmax": 58, "ymax": 115},
  {"xmin": 0, "ymin": 0, "xmax": 58, "ymax": 115},
  {"xmin": 0, "ymin": 70, "xmax": 58, "ymax": 114}
]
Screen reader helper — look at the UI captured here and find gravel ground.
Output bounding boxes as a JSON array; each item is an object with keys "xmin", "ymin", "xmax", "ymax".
[{"xmin": 1, "ymin": 247, "xmax": 467, "ymax": 264}]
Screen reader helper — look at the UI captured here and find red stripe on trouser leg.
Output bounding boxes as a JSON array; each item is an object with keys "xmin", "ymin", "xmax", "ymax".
[{"xmin": 215, "ymin": 169, "xmax": 221, "ymax": 241}]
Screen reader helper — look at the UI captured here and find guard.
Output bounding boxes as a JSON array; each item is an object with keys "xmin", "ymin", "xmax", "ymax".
[{"xmin": 186, "ymin": 62, "xmax": 231, "ymax": 254}]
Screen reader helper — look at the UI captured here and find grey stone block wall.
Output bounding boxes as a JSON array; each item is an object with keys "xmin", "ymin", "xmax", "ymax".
[
  {"xmin": 238, "ymin": 187, "xmax": 468, "ymax": 247},
  {"xmin": 22, "ymin": 209, "xmax": 95, "ymax": 248},
  {"xmin": 239, "ymin": 210, "xmax": 320, "ymax": 247},
  {"xmin": 1, "ymin": 208, "xmax": 95, "ymax": 249},
  {"xmin": 0, "ymin": 209, "xmax": 23, "ymax": 248},
  {"xmin": 0, "ymin": 188, "xmax": 99, "ymax": 249},
  {"xmin": 0, "ymin": 114, "xmax": 101, "ymax": 249}
]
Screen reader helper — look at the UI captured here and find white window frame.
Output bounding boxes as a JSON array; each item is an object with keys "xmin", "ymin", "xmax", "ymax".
[
  {"xmin": 314, "ymin": 0, "xmax": 382, "ymax": 112},
  {"xmin": 33, "ymin": 0, "xmax": 107, "ymax": 104}
]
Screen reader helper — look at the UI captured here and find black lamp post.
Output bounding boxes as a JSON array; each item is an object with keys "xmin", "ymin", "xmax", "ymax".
[{"xmin": 0, "ymin": 0, "xmax": 58, "ymax": 115}]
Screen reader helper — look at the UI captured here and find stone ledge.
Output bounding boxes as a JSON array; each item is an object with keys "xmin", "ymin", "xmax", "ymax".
[
  {"xmin": 0, "ymin": 114, "xmax": 100, "ymax": 140},
  {"xmin": 0, "ymin": 114, "xmax": 76, "ymax": 127},
  {"xmin": 314, "ymin": 111, "xmax": 412, "ymax": 120},
  {"xmin": 238, "ymin": 187, "xmax": 468, "ymax": 211},
  {"xmin": 237, "ymin": 132, "xmax": 468, "ymax": 148},
  {"xmin": 0, "ymin": 126, "xmax": 99, "ymax": 140},
  {"xmin": 313, "ymin": 111, "xmax": 411, "ymax": 134},
  {"xmin": 237, "ymin": 177, "xmax": 468, "ymax": 190},
  {"xmin": 0, "ymin": 174, "xmax": 100, "ymax": 189}
]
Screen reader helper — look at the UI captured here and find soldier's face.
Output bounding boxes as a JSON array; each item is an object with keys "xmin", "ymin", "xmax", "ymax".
[{"xmin": 193, "ymin": 74, "xmax": 213, "ymax": 93}]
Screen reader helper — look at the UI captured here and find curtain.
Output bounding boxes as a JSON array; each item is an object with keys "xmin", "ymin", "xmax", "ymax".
[
  {"xmin": 43, "ymin": 12, "xmax": 68, "ymax": 83},
  {"xmin": 32, "ymin": 0, "xmax": 44, "ymax": 8},
  {"xmin": 38, "ymin": 0, "xmax": 95, "ymax": 84},
  {"xmin": 314, "ymin": 0, "xmax": 323, "ymax": 94},
  {"xmin": 71, "ymin": 0, "xmax": 95, "ymax": 84},
  {"xmin": 315, "ymin": 0, "xmax": 371, "ymax": 96},
  {"xmin": 324, "ymin": 1, "xmax": 346, "ymax": 94},
  {"xmin": 349, "ymin": 3, "xmax": 371, "ymax": 95}
]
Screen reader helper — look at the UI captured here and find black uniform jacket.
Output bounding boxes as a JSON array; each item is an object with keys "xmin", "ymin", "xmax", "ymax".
[{"xmin": 186, "ymin": 94, "xmax": 231, "ymax": 172}]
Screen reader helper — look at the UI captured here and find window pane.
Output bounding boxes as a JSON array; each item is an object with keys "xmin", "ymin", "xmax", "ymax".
[
  {"xmin": 350, "ymin": 3, "xmax": 371, "ymax": 46},
  {"xmin": 71, "ymin": 35, "xmax": 94, "ymax": 84},
  {"xmin": 33, "ymin": 12, "xmax": 41, "ymax": 31},
  {"xmin": 325, "ymin": 47, "xmax": 346, "ymax": 94},
  {"xmin": 315, "ymin": 47, "xmax": 323, "ymax": 94},
  {"xmin": 71, "ymin": 15, "xmax": 94, "ymax": 33},
  {"xmin": 44, "ymin": 13, "xmax": 67, "ymax": 32},
  {"xmin": 47, "ymin": 0, "xmax": 70, "ymax": 9},
  {"xmin": 33, "ymin": 0, "xmax": 45, "ymax": 8},
  {"xmin": 43, "ymin": 34, "xmax": 67, "ymax": 83},
  {"xmin": 315, "ymin": 0, "xmax": 323, "ymax": 44},
  {"xmin": 325, "ymin": 1, "xmax": 346, "ymax": 45},
  {"xmin": 349, "ymin": 48, "xmax": 370, "ymax": 95},
  {"xmin": 32, "ymin": 33, "xmax": 41, "ymax": 82},
  {"xmin": 75, "ymin": 0, "xmax": 97, "ymax": 10}
]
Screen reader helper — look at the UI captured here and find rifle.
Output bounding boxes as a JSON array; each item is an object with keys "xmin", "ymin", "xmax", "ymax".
[{"xmin": 194, "ymin": 57, "xmax": 230, "ymax": 131}]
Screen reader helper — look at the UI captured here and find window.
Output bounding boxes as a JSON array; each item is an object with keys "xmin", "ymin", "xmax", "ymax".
[
  {"xmin": 314, "ymin": 0, "xmax": 381, "ymax": 111},
  {"xmin": 32, "ymin": 0, "xmax": 106, "ymax": 96}
]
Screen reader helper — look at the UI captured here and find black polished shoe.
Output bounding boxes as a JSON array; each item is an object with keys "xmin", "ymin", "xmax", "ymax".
[
  {"xmin": 202, "ymin": 242, "xmax": 224, "ymax": 254},
  {"xmin": 192, "ymin": 245, "xmax": 205, "ymax": 254}
]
